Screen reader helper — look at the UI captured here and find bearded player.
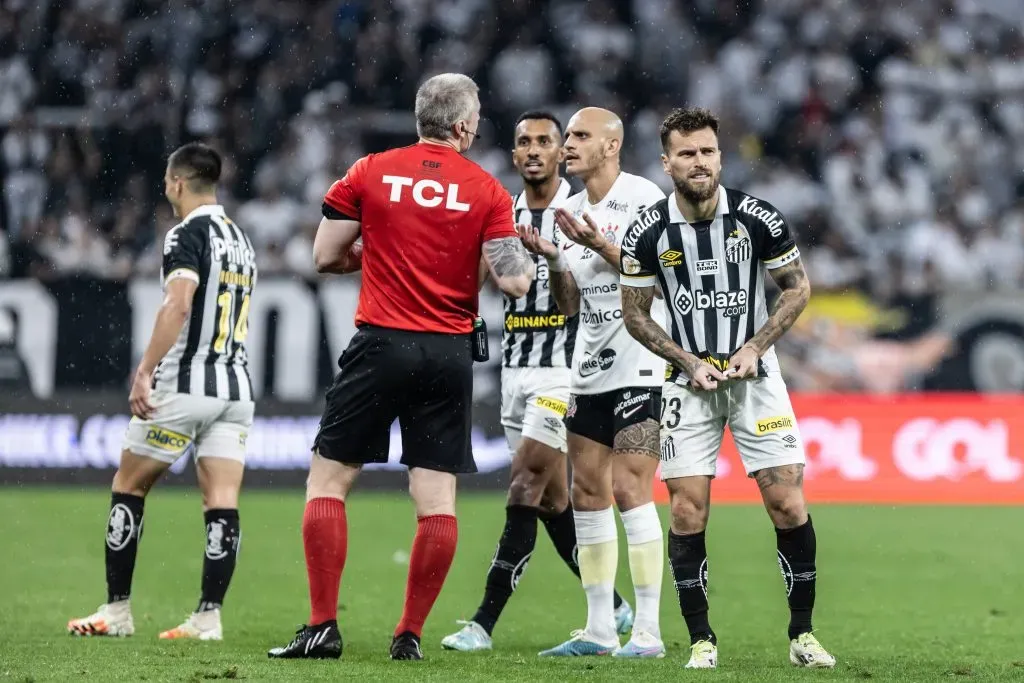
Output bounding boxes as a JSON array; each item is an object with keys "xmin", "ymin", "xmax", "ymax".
[{"xmin": 619, "ymin": 106, "xmax": 836, "ymax": 669}]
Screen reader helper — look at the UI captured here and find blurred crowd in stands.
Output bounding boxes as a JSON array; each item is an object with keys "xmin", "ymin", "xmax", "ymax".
[{"xmin": 1, "ymin": 0, "xmax": 1022, "ymax": 391}]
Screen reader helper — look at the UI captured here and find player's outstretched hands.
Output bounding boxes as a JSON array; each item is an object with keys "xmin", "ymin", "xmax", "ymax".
[
  {"xmin": 686, "ymin": 359, "xmax": 728, "ymax": 391},
  {"xmin": 554, "ymin": 208, "xmax": 607, "ymax": 251},
  {"xmin": 725, "ymin": 344, "xmax": 760, "ymax": 380},
  {"xmin": 517, "ymin": 222, "xmax": 558, "ymax": 259},
  {"xmin": 129, "ymin": 365, "xmax": 156, "ymax": 419}
]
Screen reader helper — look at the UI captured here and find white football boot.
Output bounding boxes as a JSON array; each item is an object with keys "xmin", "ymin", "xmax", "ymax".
[
  {"xmin": 68, "ymin": 601, "xmax": 135, "ymax": 637},
  {"xmin": 684, "ymin": 639, "xmax": 718, "ymax": 669},
  {"xmin": 158, "ymin": 608, "xmax": 224, "ymax": 641},
  {"xmin": 789, "ymin": 632, "xmax": 836, "ymax": 668}
]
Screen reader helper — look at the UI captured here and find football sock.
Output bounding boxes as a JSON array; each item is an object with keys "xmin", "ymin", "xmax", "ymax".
[
  {"xmin": 303, "ymin": 497, "xmax": 348, "ymax": 626},
  {"xmin": 541, "ymin": 505, "xmax": 624, "ymax": 609},
  {"xmin": 574, "ymin": 507, "xmax": 618, "ymax": 643},
  {"xmin": 620, "ymin": 502, "xmax": 664, "ymax": 639},
  {"xmin": 776, "ymin": 516, "xmax": 816, "ymax": 639},
  {"xmin": 106, "ymin": 492, "xmax": 145, "ymax": 604},
  {"xmin": 395, "ymin": 514, "xmax": 458, "ymax": 638},
  {"xmin": 197, "ymin": 508, "xmax": 240, "ymax": 612},
  {"xmin": 668, "ymin": 529, "xmax": 716, "ymax": 645},
  {"xmin": 472, "ymin": 505, "xmax": 539, "ymax": 635}
]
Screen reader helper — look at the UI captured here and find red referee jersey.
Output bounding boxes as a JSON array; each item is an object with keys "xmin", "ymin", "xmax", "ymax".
[{"xmin": 324, "ymin": 143, "xmax": 515, "ymax": 334}]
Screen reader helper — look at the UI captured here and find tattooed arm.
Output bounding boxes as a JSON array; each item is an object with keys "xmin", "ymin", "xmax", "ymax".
[
  {"xmin": 746, "ymin": 257, "xmax": 812, "ymax": 355},
  {"xmin": 483, "ymin": 236, "xmax": 536, "ymax": 298},
  {"xmin": 547, "ymin": 267, "xmax": 581, "ymax": 317},
  {"xmin": 517, "ymin": 221, "xmax": 580, "ymax": 316},
  {"xmin": 621, "ymin": 284, "xmax": 726, "ymax": 390}
]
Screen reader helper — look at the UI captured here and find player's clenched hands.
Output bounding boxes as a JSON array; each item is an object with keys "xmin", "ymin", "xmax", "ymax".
[
  {"xmin": 554, "ymin": 209, "xmax": 607, "ymax": 251},
  {"xmin": 725, "ymin": 344, "xmax": 759, "ymax": 380},
  {"xmin": 129, "ymin": 365, "xmax": 156, "ymax": 419},
  {"xmin": 517, "ymin": 222, "xmax": 558, "ymax": 259},
  {"xmin": 684, "ymin": 357, "xmax": 728, "ymax": 391}
]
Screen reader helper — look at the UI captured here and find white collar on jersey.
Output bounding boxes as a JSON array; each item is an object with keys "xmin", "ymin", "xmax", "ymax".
[
  {"xmin": 181, "ymin": 203, "xmax": 227, "ymax": 222},
  {"xmin": 667, "ymin": 185, "xmax": 729, "ymax": 224},
  {"xmin": 514, "ymin": 178, "xmax": 572, "ymax": 211}
]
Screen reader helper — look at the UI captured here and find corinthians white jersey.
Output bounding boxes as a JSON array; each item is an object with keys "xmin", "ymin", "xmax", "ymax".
[{"xmin": 561, "ymin": 172, "xmax": 667, "ymax": 394}]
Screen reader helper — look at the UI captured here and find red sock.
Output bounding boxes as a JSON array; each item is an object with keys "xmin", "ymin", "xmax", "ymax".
[
  {"xmin": 303, "ymin": 497, "xmax": 347, "ymax": 625},
  {"xmin": 394, "ymin": 514, "xmax": 458, "ymax": 638}
]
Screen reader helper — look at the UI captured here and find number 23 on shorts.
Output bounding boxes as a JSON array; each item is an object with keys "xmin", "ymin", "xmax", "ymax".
[{"xmin": 662, "ymin": 395, "xmax": 682, "ymax": 429}]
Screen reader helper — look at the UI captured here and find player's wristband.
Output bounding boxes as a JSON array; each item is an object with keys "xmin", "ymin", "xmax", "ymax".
[{"xmin": 546, "ymin": 253, "xmax": 568, "ymax": 272}]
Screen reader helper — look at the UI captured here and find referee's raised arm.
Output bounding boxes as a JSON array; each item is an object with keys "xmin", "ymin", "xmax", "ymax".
[{"xmin": 269, "ymin": 72, "xmax": 532, "ymax": 663}]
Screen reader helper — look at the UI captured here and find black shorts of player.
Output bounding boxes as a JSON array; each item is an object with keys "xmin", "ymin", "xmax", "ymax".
[
  {"xmin": 564, "ymin": 387, "xmax": 662, "ymax": 448},
  {"xmin": 313, "ymin": 325, "xmax": 476, "ymax": 474}
]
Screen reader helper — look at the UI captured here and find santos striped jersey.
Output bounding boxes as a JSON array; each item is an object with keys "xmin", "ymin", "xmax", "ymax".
[
  {"xmin": 619, "ymin": 185, "xmax": 799, "ymax": 384},
  {"xmin": 503, "ymin": 178, "xmax": 576, "ymax": 368},
  {"xmin": 154, "ymin": 204, "xmax": 258, "ymax": 401}
]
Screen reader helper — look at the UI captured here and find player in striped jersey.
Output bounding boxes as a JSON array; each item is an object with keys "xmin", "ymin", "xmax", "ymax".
[
  {"xmin": 68, "ymin": 143, "xmax": 257, "ymax": 642},
  {"xmin": 619, "ymin": 108, "xmax": 835, "ymax": 670},
  {"xmin": 443, "ymin": 111, "xmax": 632, "ymax": 653}
]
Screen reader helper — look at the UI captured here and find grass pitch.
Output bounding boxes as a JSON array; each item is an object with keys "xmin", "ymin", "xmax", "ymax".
[{"xmin": 1, "ymin": 489, "xmax": 1022, "ymax": 681}]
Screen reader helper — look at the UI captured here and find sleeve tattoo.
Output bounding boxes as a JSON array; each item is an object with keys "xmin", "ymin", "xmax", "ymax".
[
  {"xmin": 621, "ymin": 285, "xmax": 701, "ymax": 376},
  {"xmin": 746, "ymin": 257, "xmax": 811, "ymax": 355},
  {"xmin": 483, "ymin": 236, "xmax": 534, "ymax": 278}
]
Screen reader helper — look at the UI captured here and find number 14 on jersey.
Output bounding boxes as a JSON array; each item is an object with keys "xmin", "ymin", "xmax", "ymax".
[{"xmin": 214, "ymin": 289, "xmax": 250, "ymax": 354}]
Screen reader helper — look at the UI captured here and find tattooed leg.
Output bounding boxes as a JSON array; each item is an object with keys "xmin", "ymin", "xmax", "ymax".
[{"xmin": 754, "ymin": 464, "xmax": 807, "ymax": 529}]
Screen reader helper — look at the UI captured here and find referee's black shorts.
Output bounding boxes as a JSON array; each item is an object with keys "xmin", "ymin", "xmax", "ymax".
[{"xmin": 313, "ymin": 325, "xmax": 476, "ymax": 474}]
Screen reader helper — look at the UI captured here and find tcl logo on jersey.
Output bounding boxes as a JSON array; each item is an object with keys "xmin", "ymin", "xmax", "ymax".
[
  {"xmin": 736, "ymin": 196, "xmax": 784, "ymax": 237},
  {"xmin": 578, "ymin": 349, "xmax": 616, "ymax": 377},
  {"xmin": 674, "ymin": 288, "xmax": 747, "ymax": 317},
  {"xmin": 382, "ymin": 175, "xmax": 470, "ymax": 212},
  {"xmin": 892, "ymin": 418, "xmax": 1022, "ymax": 481}
]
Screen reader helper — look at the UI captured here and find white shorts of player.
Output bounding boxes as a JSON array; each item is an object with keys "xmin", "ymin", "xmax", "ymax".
[
  {"xmin": 659, "ymin": 373, "xmax": 805, "ymax": 480},
  {"xmin": 500, "ymin": 366, "xmax": 570, "ymax": 454},
  {"xmin": 122, "ymin": 390, "xmax": 255, "ymax": 465}
]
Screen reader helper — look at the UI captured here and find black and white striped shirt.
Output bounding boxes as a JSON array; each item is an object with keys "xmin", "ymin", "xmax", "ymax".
[
  {"xmin": 503, "ymin": 179, "xmax": 576, "ymax": 368},
  {"xmin": 155, "ymin": 204, "xmax": 258, "ymax": 401},
  {"xmin": 620, "ymin": 186, "xmax": 799, "ymax": 383}
]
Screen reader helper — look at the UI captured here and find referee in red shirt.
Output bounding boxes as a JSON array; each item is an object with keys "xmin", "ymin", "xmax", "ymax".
[{"xmin": 268, "ymin": 73, "xmax": 535, "ymax": 662}]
